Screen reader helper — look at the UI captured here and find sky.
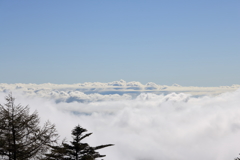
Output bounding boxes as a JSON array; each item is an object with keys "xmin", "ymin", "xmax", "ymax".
[{"xmin": 0, "ymin": 1, "xmax": 239, "ymax": 86}]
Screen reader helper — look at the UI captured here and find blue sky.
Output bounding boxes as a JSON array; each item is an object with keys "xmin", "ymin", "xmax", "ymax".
[{"xmin": 0, "ymin": 1, "xmax": 239, "ymax": 86}]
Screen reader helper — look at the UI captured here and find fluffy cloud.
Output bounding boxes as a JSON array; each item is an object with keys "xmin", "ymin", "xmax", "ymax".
[
  {"xmin": 1, "ymin": 87, "xmax": 240, "ymax": 160},
  {"xmin": 0, "ymin": 80, "xmax": 239, "ymax": 102}
]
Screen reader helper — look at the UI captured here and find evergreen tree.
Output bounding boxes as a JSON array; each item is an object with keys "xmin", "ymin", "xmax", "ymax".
[
  {"xmin": 0, "ymin": 94, "xmax": 58, "ymax": 160},
  {"xmin": 45, "ymin": 125, "xmax": 113, "ymax": 160},
  {"xmin": 44, "ymin": 142, "xmax": 68, "ymax": 160}
]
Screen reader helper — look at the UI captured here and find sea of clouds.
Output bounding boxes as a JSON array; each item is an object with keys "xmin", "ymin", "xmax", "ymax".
[
  {"xmin": 0, "ymin": 80, "xmax": 239, "ymax": 102},
  {"xmin": 1, "ymin": 80, "xmax": 240, "ymax": 160}
]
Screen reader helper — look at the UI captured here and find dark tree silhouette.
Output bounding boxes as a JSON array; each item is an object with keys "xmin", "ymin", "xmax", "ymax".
[
  {"xmin": 44, "ymin": 142, "xmax": 68, "ymax": 160},
  {"xmin": 45, "ymin": 125, "xmax": 114, "ymax": 160},
  {"xmin": 0, "ymin": 94, "xmax": 58, "ymax": 160}
]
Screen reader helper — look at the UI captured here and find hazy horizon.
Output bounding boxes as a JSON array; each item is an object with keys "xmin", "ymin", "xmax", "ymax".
[{"xmin": 1, "ymin": 79, "xmax": 240, "ymax": 87}]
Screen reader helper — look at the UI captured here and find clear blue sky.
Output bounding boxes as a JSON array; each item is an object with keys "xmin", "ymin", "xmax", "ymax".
[{"xmin": 0, "ymin": 1, "xmax": 239, "ymax": 86}]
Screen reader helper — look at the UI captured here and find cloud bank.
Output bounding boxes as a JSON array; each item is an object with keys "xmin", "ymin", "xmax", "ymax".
[
  {"xmin": 1, "ymin": 81, "xmax": 240, "ymax": 160},
  {"xmin": 0, "ymin": 80, "xmax": 239, "ymax": 103}
]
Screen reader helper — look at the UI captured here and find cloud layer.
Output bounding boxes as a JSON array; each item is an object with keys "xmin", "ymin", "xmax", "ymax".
[
  {"xmin": 1, "ymin": 83, "xmax": 240, "ymax": 160},
  {"xmin": 0, "ymin": 80, "xmax": 239, "ymax": 103}
]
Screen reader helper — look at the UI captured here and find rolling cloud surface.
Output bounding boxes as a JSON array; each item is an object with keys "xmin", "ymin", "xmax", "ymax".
[{"xmin": 0, "ymin": 80, "xmax": 240, "ymax": 160}]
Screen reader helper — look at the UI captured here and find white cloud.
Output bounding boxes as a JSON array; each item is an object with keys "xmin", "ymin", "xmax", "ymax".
[
  {"xmin": 107, "ymin": 79, "xmax": 127, "ymax": 86},
  {"xmin": 145, "ymin": 82, "xmax": 159, "ymax": 90},
  {"xmin": 0, "ymin": 80, "xmax": 239, "ymax": 102},
  {"xmin": 1, "ymin": 87, "xmax": 240, "ymax": 160}
]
